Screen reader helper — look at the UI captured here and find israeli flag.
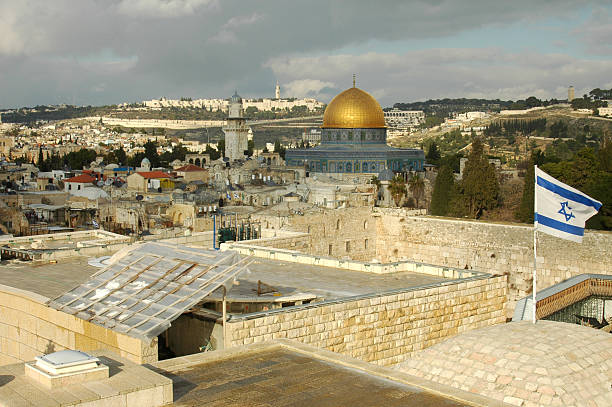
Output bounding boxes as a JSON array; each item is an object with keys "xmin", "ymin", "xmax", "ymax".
[{"xmin": 535, "ymin": 166, "xmax": 602, "ymax": 243}]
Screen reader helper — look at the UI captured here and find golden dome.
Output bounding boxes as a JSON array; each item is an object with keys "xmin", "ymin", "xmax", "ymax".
[{"xmin": 322, "ymin": 87, "xmax": 386, "ymax": 128}]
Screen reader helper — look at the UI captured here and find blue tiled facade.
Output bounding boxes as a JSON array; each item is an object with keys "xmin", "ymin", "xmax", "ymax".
[{"xmin": 286, "ymin": 127, "xmax": 424, "ymax": 173}]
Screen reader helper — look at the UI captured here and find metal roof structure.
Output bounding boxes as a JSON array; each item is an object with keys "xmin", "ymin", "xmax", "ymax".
[{"xmin": 47, "ymin": 242, "xmax": 252, "ymax": 341}]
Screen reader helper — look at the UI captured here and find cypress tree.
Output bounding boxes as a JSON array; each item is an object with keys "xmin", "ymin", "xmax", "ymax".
[
  {"xmin": 516, "ymin": 161, "xmax": 534, "ymax": 223},
  {"xmin": 430, "ymin": 165, "xmax": 454, "ymax": 216},
  {"xmin": 459, "ymin": 137, "xmax": 499, "ymax": 218}
]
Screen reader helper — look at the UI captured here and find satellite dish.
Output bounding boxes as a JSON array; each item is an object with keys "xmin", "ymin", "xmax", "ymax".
[{"xmin": 136, "ymin": 195, "xmax": 143, "ymax": 201}]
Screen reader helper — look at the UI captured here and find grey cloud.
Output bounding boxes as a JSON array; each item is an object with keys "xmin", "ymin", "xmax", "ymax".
[
  {"xmin": 266, "ymin": 49, "xmax": 612, "ymax": 105},
  {"xmin": 0, "ymin": 0, "xmax": 610, "ymax": 107},
  {"xmin": 574, "ymin": 7, "xmax": 612, "ymax": 55}
]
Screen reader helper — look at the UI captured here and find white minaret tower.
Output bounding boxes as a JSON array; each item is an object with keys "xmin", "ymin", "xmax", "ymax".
[
  {"xmin": 275, "ymin": 81, "xmax": 280, "ymax": 99},
  {"xmin": 223, "ymin": 91, "xmax": 250, "ymax": 161}
]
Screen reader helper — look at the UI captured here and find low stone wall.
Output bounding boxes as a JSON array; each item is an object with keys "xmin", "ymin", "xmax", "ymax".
[
  {"xmin": 226, "ymin": 275, "xmax": 507, "ymax": 366},
  {"xmin": 0, "ymin": 284, "xmax": 156, "ymax": 367},
  {"xmin": 244, "ymin": 232, "xmax": 311, "ymax": 252},
  {"xmin": 224, "ymin": 242, "xmax": 486, "ymax": 278},
  {"xmin": 376, "ymin": 215, "xmax": 612, "ymax": 318}
]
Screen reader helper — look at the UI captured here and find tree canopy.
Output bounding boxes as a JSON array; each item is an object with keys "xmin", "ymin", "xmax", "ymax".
[
  {"xmin": 430, "ymin": 165, "xmax": 454, "ymax": 216},
  {"xmin": 456, "ymin": 137, "xmax": 500, "ymax": 218}
]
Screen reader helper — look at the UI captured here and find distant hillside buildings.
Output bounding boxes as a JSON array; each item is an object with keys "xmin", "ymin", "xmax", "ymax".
[{"xmin": 133, "ymin": 83, "xmax": 324, "ymax": 113}]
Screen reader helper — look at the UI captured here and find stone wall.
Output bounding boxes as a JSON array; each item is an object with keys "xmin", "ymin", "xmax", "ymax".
[
  {"xmin": 226, "ymin": 275, "xmax": 507, "ymax": 366},
  {"xmin": 247, "ymin": 233, "xmax": 311, "ymax": 252},
  {"xmin": 279, "ymin": 207, "xmax": 378, "ymax": 261},
  {"xmin": 376, "ymin": 215, "xmax": 612, "ymax": 317},
  {"xmin": 0, "ymin": 284, "xmax": 156, "ymax": 366}
]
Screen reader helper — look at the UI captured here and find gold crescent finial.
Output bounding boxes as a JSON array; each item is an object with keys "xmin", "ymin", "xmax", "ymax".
[{"xmin": 353, "ymin": 74, "xmax": 356, "ymax": 88}]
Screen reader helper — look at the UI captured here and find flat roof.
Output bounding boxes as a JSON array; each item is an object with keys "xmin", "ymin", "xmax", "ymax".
[
  {"xmin": 151, "ymin": 340, "xmax": 490, "ymax": 406},
  {"xmin": 0, "ymin": 257, "xmax": 99, "ymax": 299},
  {"xmin": 220, "ymin": 258, "xmax": 448, "ymax": 301},
  {"xmin": 0, "ymin": 253, "xmax": 449, "ymax": 305}
]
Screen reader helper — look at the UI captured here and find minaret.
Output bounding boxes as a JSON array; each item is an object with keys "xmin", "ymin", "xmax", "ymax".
[
  {"xmin": 568, "ymin": 86, "xmax": 575, "ymax": 102},
  {"xmin": 223, "ymin": 91, "xmax": 250, "ymax": 161},
  {"xmin": 275, "ymin": 81, "xmax": 280, "ymax": 99}
]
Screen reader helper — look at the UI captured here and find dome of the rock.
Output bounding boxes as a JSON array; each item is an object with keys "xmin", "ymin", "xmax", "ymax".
[{"xmin": 322, "ymin": 87, "xmax": 386, "ymax": 129}]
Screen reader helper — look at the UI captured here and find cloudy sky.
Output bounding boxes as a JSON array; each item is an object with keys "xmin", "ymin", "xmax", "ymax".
[{"xmin": 1, "ymin": 0, "xmax": 611, "ymax": 108}]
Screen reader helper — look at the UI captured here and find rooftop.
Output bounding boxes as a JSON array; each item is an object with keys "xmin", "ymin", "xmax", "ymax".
[
  {"xmin": 0, "ymin": 257, "xmax": 99, "ymax": 299},
  {"xmin": 136, "ymin": 171, "xmax": 172, "ymax": 179},
  {"xmin": 64, "ymin": 174, "xmax": 95, "ymax": 183},
  {"xmin": 0, "ymin": 350, "xmax": 172, "ymax": 407},
  {"xmin": 397, "ymin": 320, "xmax": 612, "ymax": 407},
  {"xmin": 222, "ymin": 257, "xmax": 447, "ymax": 301},
  {"xmin": 175, "ymin": 164, "xmax": 206, "ymax": 172},
  {"xmin": 152, "ymin": 340, "xmax": 492, "ymax": 407}
]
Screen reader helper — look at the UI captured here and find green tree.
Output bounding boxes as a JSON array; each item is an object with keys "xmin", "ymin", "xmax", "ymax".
[
  {"xmin": 370, "ymin": 176, "xmax": 382, "ymax": 193},
  {"xmin": 426, "ymin": 142, "xmax": 441, "ymax": 165},
  {"xmin": 458, "ymin": 138, "xmax": 500, "ymax": 218},
  {"xmin": 247, "ymin": 139, "xmax": 254, "ymax": 157},
  {"xmin": 389, "ymin": 175, "xmax": 407, "ymax": 207},
  {"xmin": 408, "ymin": 175, "xmax": 425, "ymax": 208},
  {"xmin": 516, "ymin": 161, "xmax": 535, "ymax": 223},
  {"xmin": 115, "ymin": 147, "xmax": 127, "ymax": 166},
  {"xmin": 205, "ymin": 144, "xmax": 221, "ymax": 160},
  {"xmin": 143, "ymin": 141, "xmax": 160, "ymax": 167},
  {"xmin": 516, "ymin": 151, "xmax": 546, "ymax": 223},
  {"xmin": 273, "ymin": 140, "xmax": 286, "ymax": 159},
  {"xmin": 217, "ymin": 138, "xmax": 225, "ymax": 158},
  {"xmin": 430, "ymin": 165, "xmax": 454, "ymax": 216}
]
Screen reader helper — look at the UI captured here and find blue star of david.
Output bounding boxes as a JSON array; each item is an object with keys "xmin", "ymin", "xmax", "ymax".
[{"xmin": 558, "ymin": 201, "xmax": 575, "ymax": 222}]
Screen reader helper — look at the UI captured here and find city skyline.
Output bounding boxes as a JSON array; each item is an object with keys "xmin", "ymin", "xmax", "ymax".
[{"xmin": 1, "ymin": 0, "xmax": 612, "ymax": 108}]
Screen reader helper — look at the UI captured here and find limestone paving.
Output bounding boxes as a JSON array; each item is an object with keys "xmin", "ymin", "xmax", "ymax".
[
  {"xmin": 153, "ymin": 346, "xmax": 476, "ymax": 407},
  {"xmin": 397, "ymin": 320, "xmax": 612, "ymax": 407}
]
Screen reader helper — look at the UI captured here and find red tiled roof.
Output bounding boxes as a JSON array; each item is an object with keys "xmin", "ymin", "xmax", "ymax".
[
  {"xmin": 64, "ymin": 174, "xmax": 96, "ymax": 183},
  {"xmin": 175, "ymin": 164, "xmax": 206, "ymax": 172},
  {"xmin": 136, "ymin": 171, "xmax": 172, "ymax": 179}
]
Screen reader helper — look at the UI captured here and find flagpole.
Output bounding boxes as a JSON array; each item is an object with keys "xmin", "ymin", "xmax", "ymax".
[{"xmin": 533, "ymin": 165, "xmax": 538, "ymax": 324}]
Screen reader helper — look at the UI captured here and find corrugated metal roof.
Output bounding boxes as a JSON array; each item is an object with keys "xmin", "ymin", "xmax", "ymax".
[{"xmin": 47, "ymin": 242, "xmax": 251, "ymax": 341}]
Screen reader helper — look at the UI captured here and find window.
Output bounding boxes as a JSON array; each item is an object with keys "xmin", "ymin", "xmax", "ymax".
[
  {"xmin": 336, "ymin": 219, "xmax": 340, "ymax": 230},
  {"xmin": 364, "ymin": 239, "xmax": 369, "ymax": 249},
  {"xmin": 345, "ymin": 241, "xmax": 350, "ymax": 252},
  {"xmin": 364, "ymin": 220, "xmax": 368, "ymax": 229},
  {"xmin": 328, "ymin": 244, "xmax": 333, "ymax": 256}
]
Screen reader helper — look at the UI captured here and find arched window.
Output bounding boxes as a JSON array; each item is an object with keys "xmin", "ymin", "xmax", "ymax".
[
  {"xmin": 346, "ymin": 162, "xmax": 352, "ymax": 172},
  {"xmin": 364, "ymin": 220, "xmax": 368, "ymax": 229},
  {"xmin": 362, "ymin": 163, "xmax": 368, "ymax": 172},
  {"xmin": 338, "ymin": 163, "xmax": 343, "ymax": 172},
  {"xmin": 336, "ymin": 219, "xmax": 340, "ymax": 230},
  {"xmin": 189, "ymin": 158, "xmax": 194, "ymax": 164},
  {"xmin": 195, "ymin": 158, "xmax": 201, "ymax": 167}
]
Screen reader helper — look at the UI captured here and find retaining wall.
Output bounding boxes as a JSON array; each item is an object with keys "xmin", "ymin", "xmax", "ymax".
[
  {"xmin": 226, "ymin": 275, "xmax": 507, "ymax": 366},
  {"xmin": 0, "ymin": 284, "xmax": 156, "ymax": 367},
  {"xmin": 376, "ymin": 215, "xmax": 612, "ymax": 317}
]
